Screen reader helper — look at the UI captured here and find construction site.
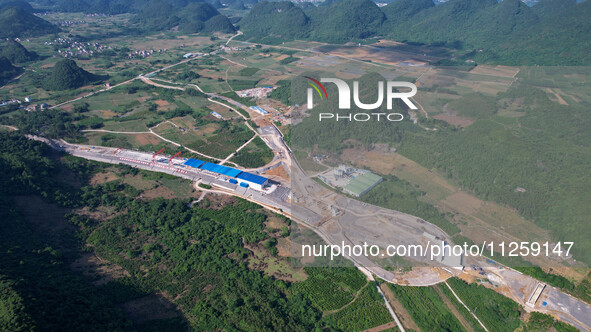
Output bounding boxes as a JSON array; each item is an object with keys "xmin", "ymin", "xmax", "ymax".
[{"xmin": 317, "ymin": 164, "xmax": 383, "ymax": 197}]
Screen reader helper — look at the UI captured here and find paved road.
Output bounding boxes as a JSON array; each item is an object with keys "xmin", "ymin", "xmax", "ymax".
[{"xmin": 29, "ymin": 134, "xmax": 591, "ymax": 330}]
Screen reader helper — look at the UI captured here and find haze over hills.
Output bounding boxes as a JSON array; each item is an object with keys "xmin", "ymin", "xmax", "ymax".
[
  {"xmin": 491, "ymin": 0, "xmax": 591, "ymax": 64},
  {"xmin": 0, "ymin": 0, "xmax": 34, "ymax": 12},
  {"xmin": 52, "ymin": 0, "xmax": 238, "ymax": 14},
  {"xmin": 239, "ymin": 0, "xmax": 591, "ymax": 65},
  {"xmin": 54, "ymin": 0, "xmax": 150, "ymax": 14},
  {"xmin": 530, "ymin": 0, "xmax": 577, "ymax": 18},
  {"xmin": 0, "ymin": 6, "xmax": 59, "ymax": 38}
]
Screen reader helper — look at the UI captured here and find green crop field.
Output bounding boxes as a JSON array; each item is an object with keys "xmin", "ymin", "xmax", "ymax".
[
  {"xmin": 292, "ymin": 267, "xmax": 367, "ymax": 311},
  {"xmin": 322, "ymin": 284, "xmax": 393, "ymax": 331},
  {"xmin": 387, "ymin": 283, "xmax": 466, "ymax": 331},
  {"xmin": 446, "ymin": 278, "xmax": 521, "ymax": 331}
]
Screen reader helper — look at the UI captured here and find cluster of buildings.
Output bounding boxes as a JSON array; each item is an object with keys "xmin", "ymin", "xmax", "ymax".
[
  {"xmin": 0, "ymin": 97, "xmax": 49, "ymax": 112},
  {"xmin": 56, "ymin": 19, "xmax": 86, "ymax": 27},
  {"xmin": 47, "ymin": 38, "xmax": 111, "ymax": 58},
  {"xmin": 0, "ymin": 98, "xmax": 23, "ymax": 107},
  {"xmin": 127, "ymin": 49, "xmax": 160, "ymax": 59},
  {"xmin": 220, "ymin": 46, "xmax": 244, "ymax": 52},
  {"xmin": 183, "ymin": 159, "xmax": 269, "ymax": 191},
  {"xmin": 237, "ymin": 87, "xmax": 275, "ymax": 99}
]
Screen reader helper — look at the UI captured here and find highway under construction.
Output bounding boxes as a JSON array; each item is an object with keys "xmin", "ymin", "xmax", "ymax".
[{"xmin": 28, "ymin": 127, "xmax": 591, "ymax": 330}]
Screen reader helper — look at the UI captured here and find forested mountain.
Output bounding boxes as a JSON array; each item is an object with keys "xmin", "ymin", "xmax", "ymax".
[
  {"xmin": 0, "ymin": 40, "xmax": 38, "ymax": 64},
  {"xmin": 383, "ymin": 0, "xmax": 535, "ymax": 48},
  {"xmin": 381, "ymin": 0, "xmax": 434, "ymax": 22},
  {"xmin": 0, "ymin": 56, "xmax": 22, "ymax": 82},
  {"xmin": 308, "ymin": 0, "xmax": 385, "ymax": 43},
  {"xmin": 0, "ymin": 0, "xmax": 34, "ymax": 12},
  {"xmin": 531, "ymin": 0, "xmax": 577, "ymax": 18},
  {"xmin": 239, "ymin": 2, "xmax": 310, "ymax": 42},
  {"xmin": 489, "ymin": 0, "xmax": 591, "ymax": 65},
  {"xmin": 132, "ymin": 0, "xmax": 235, "ymax": 33},
  {"xmin": 240, "ymin": 0, "xmax": 591, "ymax": 65},
  {"xmin": 240, "ymin": 0, "xmax": 385, "ymax": 44},
  {"xmin": 55, "ymin": 0, "xmax": 149, "ymax": 14},
  {"xmin": 0, "ymin": 7, "xmax": 59, "ymax": 38},
  {"xmin": 45, "ymin": 59, "xmax": 103, "ymax": 90},
  {"xmin": 54, "ymin": 0, "xmax": 235, "ymax": 15}
]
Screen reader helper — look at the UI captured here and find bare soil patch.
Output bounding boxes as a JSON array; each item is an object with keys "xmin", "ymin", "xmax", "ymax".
[
  {"xmin": 154, "ymin": 99, "xmax": 170, "ymax": 107},
  {"xmin": 141, "ymin": 186, "xmax": 177, "ymax": 199},
  {"xmin": 545, "ymin": 88, "xmax": 568, "ymax": 105},
  {"xmin": 263, "ymin": 164, "xmax": 289, "ymax": 181},
  {"xmin": 433, "ymin": 113, "xmax": 475, "ymax": 127},
  {"xmin": 470, "ymin": 65, "xmax": 520, "ymax": 78},
  {"xmin": 132, "ymin": 133, "xmax": 161, "ymax": 146},
  {"xmin": 99, "ymin": 110, "xmax": 118, "ymax": 118},
  {"xmin": 439, "ymin": 191, "xmax": 483, "ymax": 216},
  {"xmin": 363, "ymin": 321, "xmax": 398, "ymax": 332},
  {"xmin": 90, "ymin": 171, "xmax": 119, "ymax": 185},
  {"xmin": 75, "ymin": 205, "xmax": 120, "ymax": 221}
]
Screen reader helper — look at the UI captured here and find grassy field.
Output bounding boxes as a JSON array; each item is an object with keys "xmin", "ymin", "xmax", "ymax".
[{"xmin": 230, "ymin": 136, "xmax": 273, "ymax": 168}]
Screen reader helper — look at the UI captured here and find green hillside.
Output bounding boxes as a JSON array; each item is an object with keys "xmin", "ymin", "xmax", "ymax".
[
  {"xmin": 308, "ymin": 0, "xmax": 385, "ymax": 43},
  {"xmin": 239, "ymin": 1, "xmax": 311, "ymax": 43},
  {"xmin": 0, "ymin": 7, "xmax": 59, "ymax": 38},
  {"xmin": 45, "ymin": 59, "xmax": 103, "ymax": 91},
  {"xmin": 381, "ymin": 0, "xmax": 435, "ymax": 22},
  {"xmin": 132, "ymin": 0, "xmax": 235, "ymax": 33},
  {"xmin": 239, "ymin": 0, "xmax": 591, "ymax": 65},
  {"xmin": 0, "ymin": 56, "xmax": 22, "ymax": 82},
  {"xmin": 0, "ymin": 39, "xmax": 37, "ymax": 64},
  {"xmin": 531, "ymin": 0, "xmax": 577, "ymax": 19},
  {"xmin": 489, "ymin": 0, "xmax": 591, "ymax": 65},
  {"xmin": 0, "ymin": 0, "xmax": 34, "ymax": 12},
  {"xmin": 56, "ymin": 0, "xmax": 148, "ymax": 14}
]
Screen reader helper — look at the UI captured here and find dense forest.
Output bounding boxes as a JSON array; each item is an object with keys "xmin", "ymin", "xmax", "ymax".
[{"xmin": 0, "ymin": 132, "xmax": 396, "ymax": 330}]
